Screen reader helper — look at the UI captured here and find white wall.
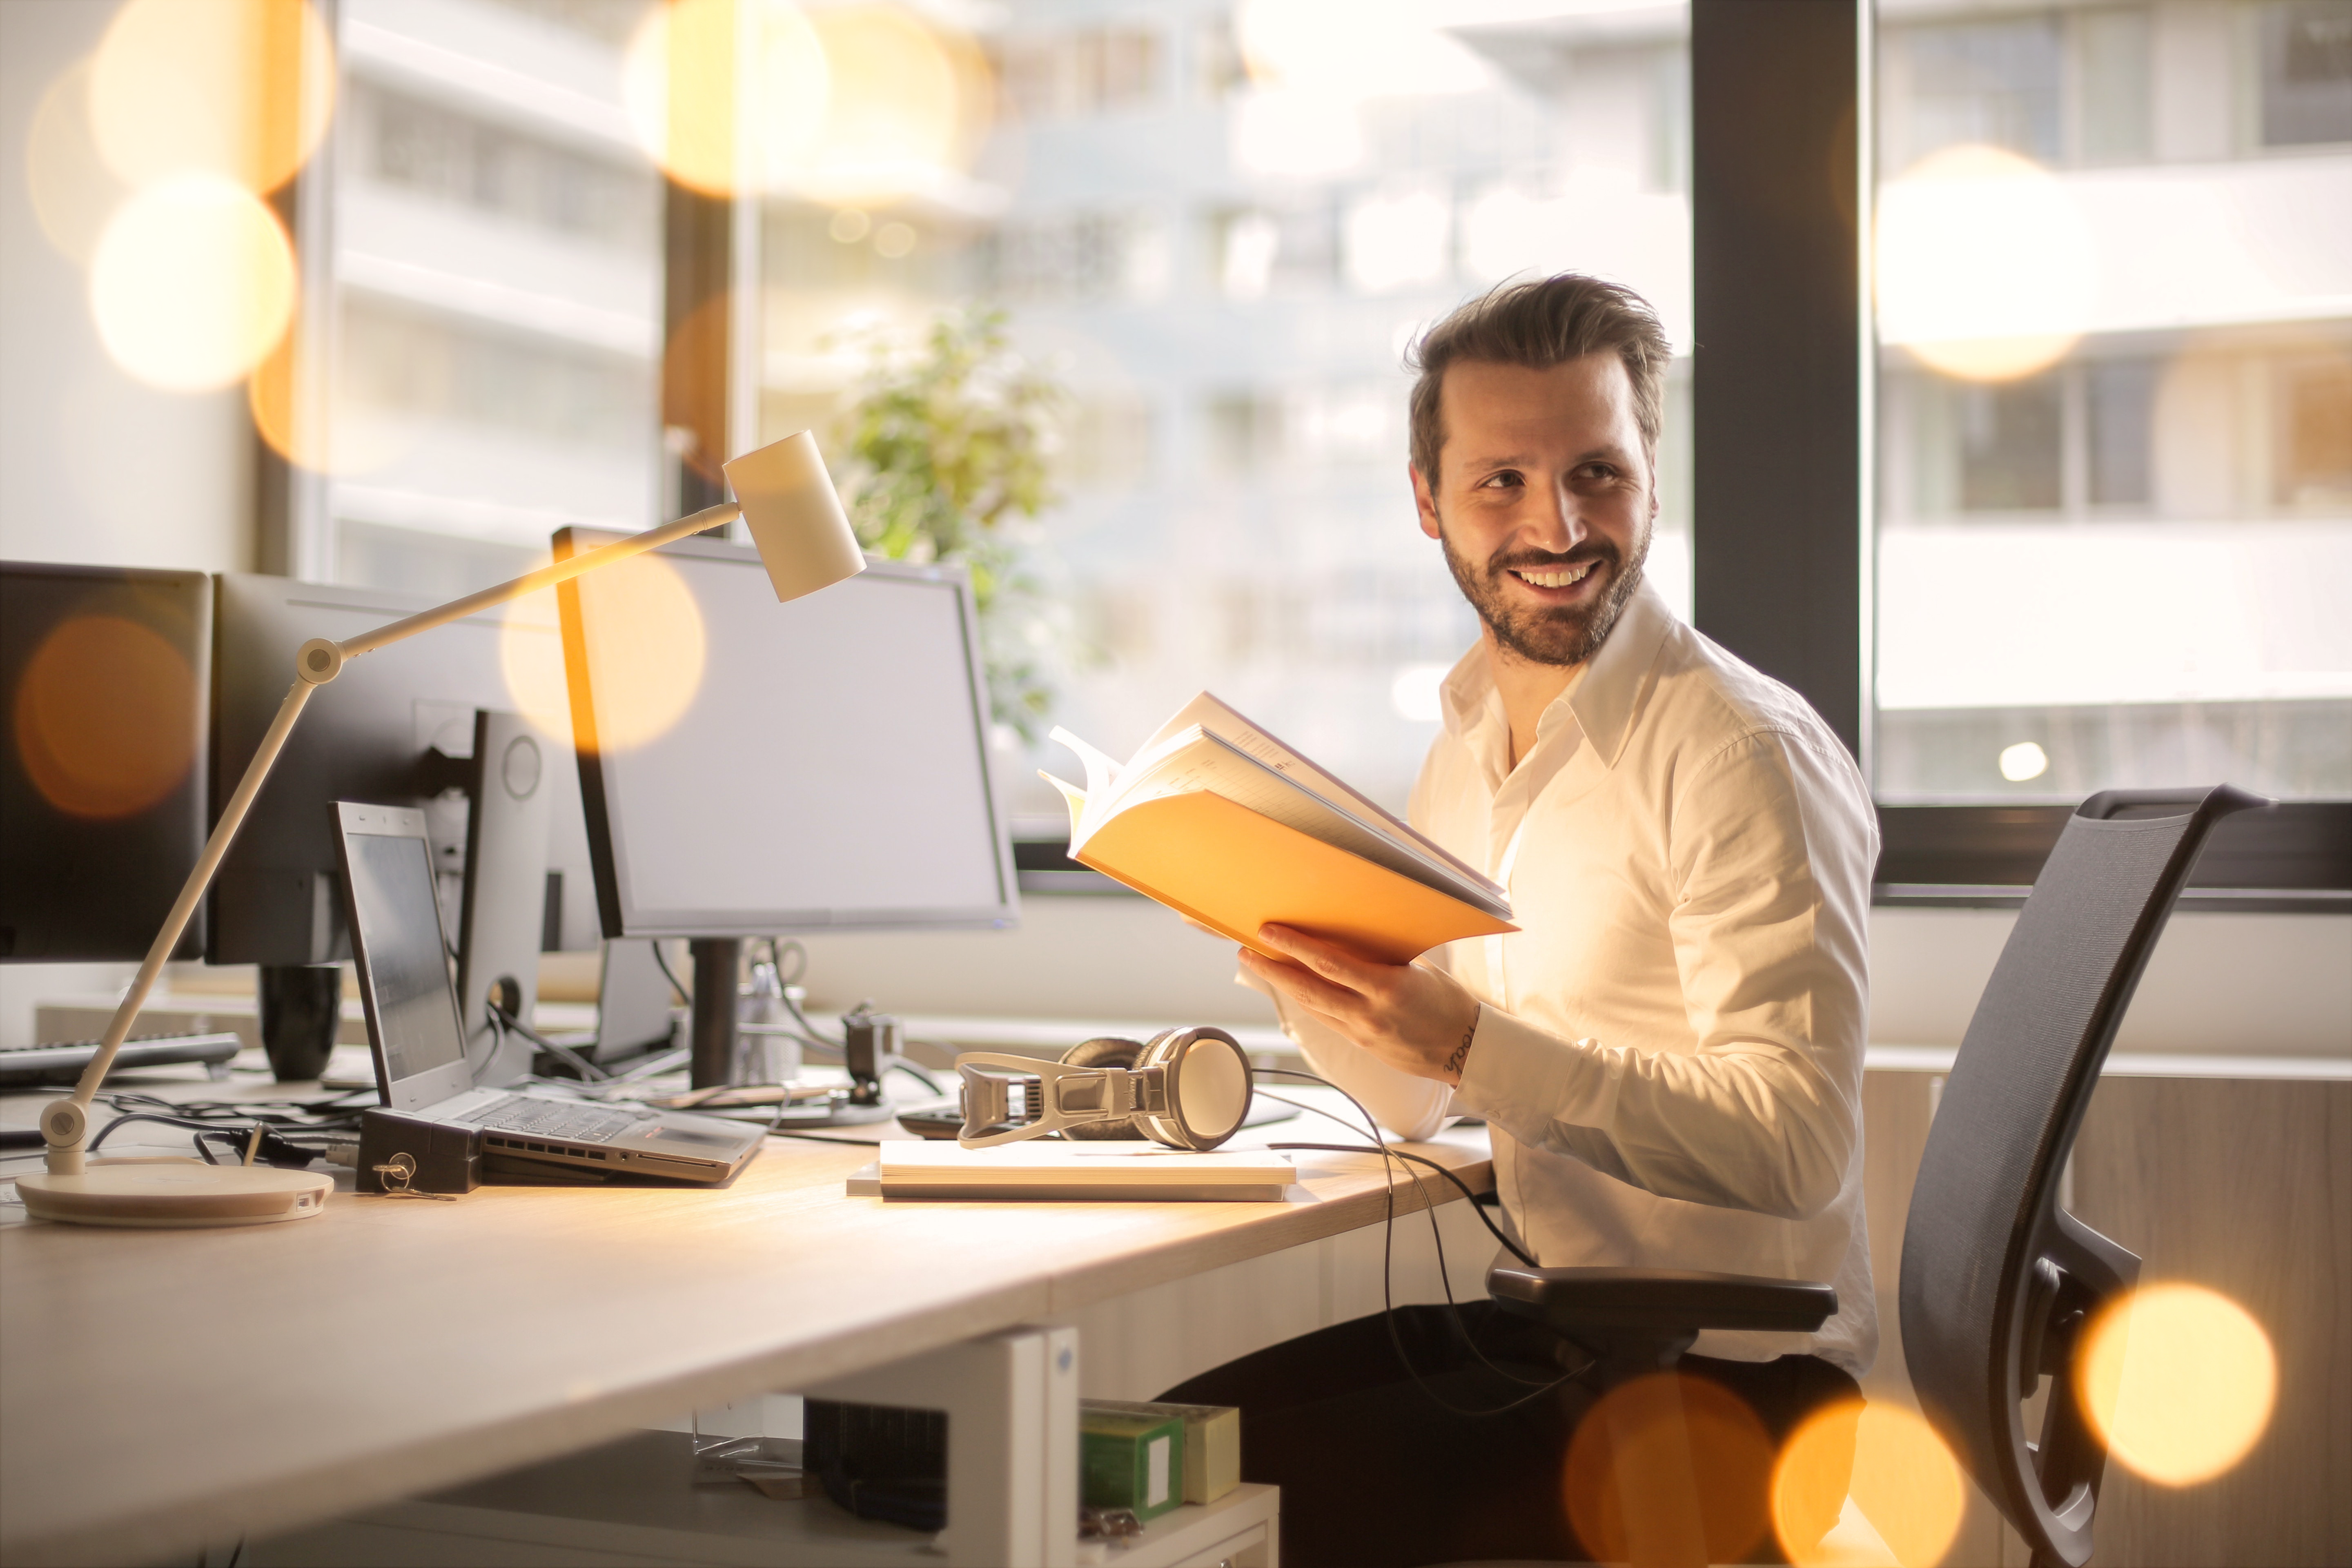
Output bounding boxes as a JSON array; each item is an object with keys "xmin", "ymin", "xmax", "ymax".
[
  {"xmin": 2, "ymin": 0, "xmax": 255, "ymax": 575},
  {"xmin": 1, "ymin": 0, "xmax": 256, "ymax": 1048}
]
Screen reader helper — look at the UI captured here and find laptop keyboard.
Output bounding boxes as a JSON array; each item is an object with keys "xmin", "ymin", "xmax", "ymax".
[{"xmin": 458, "ymin": 1096, "xmax": 660, "ymax": 1145}]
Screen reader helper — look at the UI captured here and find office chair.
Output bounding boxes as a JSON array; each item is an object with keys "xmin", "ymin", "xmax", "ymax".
[{"xmin": 1485, "ymin": 784, "xmax": 2265, "ymax": 1568}]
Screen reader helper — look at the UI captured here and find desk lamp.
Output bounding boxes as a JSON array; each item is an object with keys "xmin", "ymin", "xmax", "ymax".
[{"xmin": 19, "ymin": 433, "xmax": 865, "ymax": 1228}]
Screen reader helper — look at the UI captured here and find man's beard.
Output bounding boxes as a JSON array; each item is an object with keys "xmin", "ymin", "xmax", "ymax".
[{"xmin": 1439, "ymin": 517, "xmax": 1651, "ymax": 668}]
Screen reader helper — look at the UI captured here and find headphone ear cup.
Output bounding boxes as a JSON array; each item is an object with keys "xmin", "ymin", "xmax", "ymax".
[
  {"xmin": 1059, "ymin": 1036, "xmax": 1146, "ymax": 1139},
  {"xmin": 1133, "ymin": 1026, "xmax": 1252, "ymax": 1151}
]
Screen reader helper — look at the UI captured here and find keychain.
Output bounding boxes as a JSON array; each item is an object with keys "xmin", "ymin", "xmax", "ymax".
[{"xmin": 371, "ymin": 1151, "xmax": 457, "ymax": 1201}]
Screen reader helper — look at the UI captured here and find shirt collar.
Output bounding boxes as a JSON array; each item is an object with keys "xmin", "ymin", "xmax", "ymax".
[{"xmin": 1439, "ymin": 573, "xmax": 1676, "ymax": 772}]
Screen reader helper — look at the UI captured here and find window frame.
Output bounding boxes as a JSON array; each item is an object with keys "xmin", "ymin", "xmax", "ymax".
[
  {"xmin": 730, "ymin": 0, "xmax": 2345, "ymax": 910},
  {"xmin": 1690, "ymin": 0, "xmax": 2348, "ymax": 911}
]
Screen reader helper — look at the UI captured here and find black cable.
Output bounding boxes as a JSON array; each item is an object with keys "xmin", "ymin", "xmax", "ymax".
[
  {"xmin": 1267, "ymin": 1139, "xmax": 1536, "ymax": 1268},
  {"xmin": 650, "ymin": 941, "xmax": 690, "ymax": 1006},
  {"xmin": 489, "ymin": 1002, "xmax": 610, "ymax": 1081},
  {"xmin": 886, "ymin": 1059, "xmax": 942, "ymax": 1095},
  {"xmin": 1256, "ymin": 1084, "xmax": 1550, "ymax": 1391},
  {"xmin": 1252, "ymin": 1069, "xmax": 1582, "ymax": 1414}
]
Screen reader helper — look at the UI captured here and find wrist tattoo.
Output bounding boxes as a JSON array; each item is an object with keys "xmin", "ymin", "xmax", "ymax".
[{"xmin": 1442, "ymin": 1022, "xmax": 1475, "ymax": 1079}]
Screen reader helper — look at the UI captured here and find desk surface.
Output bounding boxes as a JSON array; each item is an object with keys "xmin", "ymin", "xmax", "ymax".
[{"xmin": 0, "ymin": 1116, "xmax": 1491, "ymax": 1568}]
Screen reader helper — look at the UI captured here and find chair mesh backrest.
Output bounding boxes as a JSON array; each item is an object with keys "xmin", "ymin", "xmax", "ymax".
[{"xmin": 1896, "ymin": 787, "xmax": 2254, "ymax": 1537}]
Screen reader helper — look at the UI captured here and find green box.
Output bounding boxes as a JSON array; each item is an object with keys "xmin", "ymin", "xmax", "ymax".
[
  {"xmin": 1080, "ymin": 1399, "xmax": 1241, "ymax": 1504},
  {"xmin": 1078, "ymin": 1408, "xmax": 1186, "ymax": 1521}
]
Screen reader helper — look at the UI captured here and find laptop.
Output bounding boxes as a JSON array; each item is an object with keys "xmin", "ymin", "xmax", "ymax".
[{"xmin": 332, "ymin": 802, "xmax": 762, "ymax": 1185}]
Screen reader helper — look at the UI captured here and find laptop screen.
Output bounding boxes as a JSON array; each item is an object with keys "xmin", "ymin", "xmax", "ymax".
[{"xmin": 343, "ymin": 828, "xmax": 467, "ymax": 1088}]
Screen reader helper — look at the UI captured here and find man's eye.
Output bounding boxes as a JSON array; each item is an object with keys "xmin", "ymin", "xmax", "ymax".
[{"xmin": 1479, "ymin": 471, "xmax": 1523, "ymax": 489}]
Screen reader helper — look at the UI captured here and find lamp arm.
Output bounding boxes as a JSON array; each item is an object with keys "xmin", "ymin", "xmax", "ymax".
[
  {"xmin": 40, "ymin": 669, "xmax": 326, "ymax": 1174},
  {"xmin": 38, "ymin": 499, "xmax": 742, "ymax": 1176},
  {"xmin": 339, "ymin": 502, "xmax": 739, "ymax": 657}
]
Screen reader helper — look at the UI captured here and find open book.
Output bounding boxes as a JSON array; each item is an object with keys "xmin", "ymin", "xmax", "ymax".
[{"xmin": 1042, "ymin": 693, "xmax": 1514, "ymax": 965}]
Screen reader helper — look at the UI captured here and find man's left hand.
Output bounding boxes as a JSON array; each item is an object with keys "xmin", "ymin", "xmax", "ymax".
[{"xmin": 1240, "ymin": 925, "xmax": 1483, "ymax": 1086}]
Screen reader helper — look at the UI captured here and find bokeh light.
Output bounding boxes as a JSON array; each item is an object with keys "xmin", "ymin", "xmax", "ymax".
[
  {"xmin": 1876, "ymin": 143, "xmax": 2095, "ymax": 382},
  {"xmin": 247, "ymin": 332, "xmax": 408, "ymax": 475},
  {"xmin": 13, "ymin": 616, "xmax": 197, "ymax": 820},
  {"xmin": 24, "ymin": 58, "xmax": 129, "ymax": 265},
  {"xmin": 1563, "ymin": 1372, "xmax": 1775, "ymax": 1565},
  {"xmin": 623, "ymin": 0, "xmax": 829, "ymax": 200},
  {"xmin": 498, "ymin": 552, "xmax": 706, "ymax": 753},
  {"xmin": 1999, "ymin": 741, "xmax": 2050, "ymax": 782},
  {"xmin": 89, "ymin": 176, "xmax": 296, "ymax": 392},
  {"xmin": 624, "ymin": 0, "xmax": 987, "ymax": 207},
  {"xmin": 1233, "ymin": 0, "xmax": 1486, "ymax": 99},
  {"xmin": 794, "ymin": 5, "xmax": 976, "ymax": 208},
  {"xmin": 1776, "ymin": 1400, "xmax": 1964, "ymax": 1568},
  {"xmin": 89, "ymin": 0, "xmax": 335, "ymax": 196},
  {"xmin": 2079, "ymin": 1282, "xmax": 2277, "ymax": 1487}
]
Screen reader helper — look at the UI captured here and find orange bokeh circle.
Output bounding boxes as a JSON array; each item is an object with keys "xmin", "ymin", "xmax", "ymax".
[
  {"xmin": 13, "ymin": 615, "xmax": 197, "ymax": 820},
  {"xmin": 1563, "ymin": 1372, "xmax": 1776, "ymax": 1565}
]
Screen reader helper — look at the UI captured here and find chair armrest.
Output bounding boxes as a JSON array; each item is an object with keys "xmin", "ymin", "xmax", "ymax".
[{"xmin": 1488, "ymin": 1262, "xmax": 1837, "ymax": 1336}]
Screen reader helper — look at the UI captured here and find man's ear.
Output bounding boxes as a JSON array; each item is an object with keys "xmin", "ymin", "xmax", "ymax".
[{"xmin": 1412, "ymin": 463, "xmax": 1442, "ymax": 541}]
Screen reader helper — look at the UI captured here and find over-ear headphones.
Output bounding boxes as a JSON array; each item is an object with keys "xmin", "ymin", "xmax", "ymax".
[{"xmin": 955, "ymin": 1026, "xmax": 1254, "ymax": 1151}]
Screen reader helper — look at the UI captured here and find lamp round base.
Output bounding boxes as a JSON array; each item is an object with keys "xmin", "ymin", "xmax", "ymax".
[{"xmin": 17, "ymin": 1159, "xmax": 333, "ymax": 1228}]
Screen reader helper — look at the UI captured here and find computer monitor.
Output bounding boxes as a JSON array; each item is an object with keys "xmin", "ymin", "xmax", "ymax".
[
  {"xmin": 555, "ymin": 535, "xmax": 1016, "ymax": 1086},
  {"xmin": 209, "ymin": 573, "xmax": 602, "ymax": 968},
  {"xmin": 2, "ymin": 561, "xmax": 211, "ymax": 962}
]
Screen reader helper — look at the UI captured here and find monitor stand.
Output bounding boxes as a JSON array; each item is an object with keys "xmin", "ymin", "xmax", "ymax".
[
  {"xmin": 455, "ymin": 710, "xmax": 552, "ymax": 1087},
  {"xmin": 688, "ymin": 937, "xmax": 897, "ymax": 1125}
]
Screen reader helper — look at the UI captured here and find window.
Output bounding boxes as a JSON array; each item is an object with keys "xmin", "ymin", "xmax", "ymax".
[
  {"xmin": 280, "ymin": 0, "xmax": 665, "ymax": 595},
  {"xmin": 1873, "ymin": 1, "xmax": 2352, "ymax": 806},
  {"xmin": 751, "ymin": 2, "xmax": 1695, "ymax": 815},
  {"xmin": 998, "ymin": 24, "xmax": 1163, "ymax": 120},
  {"xmin": 2258, "ymin": 0, "xmax": 2352, "ymax": 147}
]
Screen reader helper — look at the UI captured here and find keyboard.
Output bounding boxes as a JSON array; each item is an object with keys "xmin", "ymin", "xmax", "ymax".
[
  {"xmin": 0, "ymin": 1032, "xmax": 244, "ymax": 1088},
  {"xmin": 457, "ymin": 1096, "xmax": 661, "ymax": 1145}
]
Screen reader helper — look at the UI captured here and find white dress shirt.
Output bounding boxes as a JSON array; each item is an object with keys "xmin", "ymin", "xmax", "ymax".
[{"xmin": 1249, "ymin": 578, "xmax": 1880, "ymax": 1374}]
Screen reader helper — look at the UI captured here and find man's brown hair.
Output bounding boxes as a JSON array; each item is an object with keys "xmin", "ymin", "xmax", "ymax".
[{"xmin": 1406, "ymin": 274, "xmax": 1670, "ymax": 485}]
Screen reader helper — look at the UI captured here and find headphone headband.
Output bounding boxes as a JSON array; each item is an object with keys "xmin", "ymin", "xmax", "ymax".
[{"xmin": 954, "ymin": 1026, "xmax": 1254, "ymax": 1151}]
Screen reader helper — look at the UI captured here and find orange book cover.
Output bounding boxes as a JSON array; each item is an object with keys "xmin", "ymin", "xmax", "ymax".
[{"xmin": 1071, "ymin": 790, "xmax": 1515, "ymax": 965}]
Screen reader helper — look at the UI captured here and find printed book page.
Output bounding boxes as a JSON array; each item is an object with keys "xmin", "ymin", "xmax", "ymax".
[
  {"xmin": 1057, "ymin": 726, "xmax": 1508, "ymax": 917},
  {"xmin": 1140, "ymin": 693, "xmax": 1500, "ymax": 900}
]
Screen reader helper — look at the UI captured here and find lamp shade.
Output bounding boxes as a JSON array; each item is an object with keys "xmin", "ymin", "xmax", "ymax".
[{"xmin": 724, "ymin": 431, "xmax": 868, "ymax": 603}]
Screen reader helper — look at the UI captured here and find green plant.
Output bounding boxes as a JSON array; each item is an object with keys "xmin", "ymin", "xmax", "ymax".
[{"xmin": 832, "ymin": 305, "xmax": 1068, "ymax": 742}]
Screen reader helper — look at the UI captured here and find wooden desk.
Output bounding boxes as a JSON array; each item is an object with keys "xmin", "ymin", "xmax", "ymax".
[{"xmin": 0, "ymin": 1120, "xmax": 1493, "ymax": 1567}]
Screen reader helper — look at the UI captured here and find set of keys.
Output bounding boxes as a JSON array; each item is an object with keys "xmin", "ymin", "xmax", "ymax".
[{"xmin": 370, "ymin": 1151, "xmax": 456, "ymax": 1201}]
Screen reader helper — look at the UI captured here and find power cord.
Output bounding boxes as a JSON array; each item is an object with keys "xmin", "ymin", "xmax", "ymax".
[
  {"xmin": 650, "ymin": 941, "xmax": 691, "ymax": 1007},
  {"xmin": 1252, "ymin": 1068, "xmax": 1588, "ymax": 1415},
  {"xmin": 488, "ymin": 1002, "xmax": 610, "ymax": 1082}
]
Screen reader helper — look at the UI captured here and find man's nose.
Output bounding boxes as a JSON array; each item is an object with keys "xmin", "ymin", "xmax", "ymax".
[{"xmin": 1526, "ymin": 479, "xmax": 1589, "ymax": 551}]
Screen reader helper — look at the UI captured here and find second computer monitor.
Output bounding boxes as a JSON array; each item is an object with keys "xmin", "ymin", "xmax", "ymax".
[{"xmin": 556, "ymin": 536, "xmax": 1016, "ymax": 938}]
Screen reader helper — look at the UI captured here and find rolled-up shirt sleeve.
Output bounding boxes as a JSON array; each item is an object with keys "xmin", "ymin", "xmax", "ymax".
[{"xmin": 1450, "ymin": 730, "xmax": 1871, "ymax": 1221}]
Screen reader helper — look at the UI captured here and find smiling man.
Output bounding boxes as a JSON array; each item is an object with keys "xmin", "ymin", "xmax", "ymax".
[{"xmin": 1165, "ymin": 275, "xmax": 1879, "ymax": 1567}]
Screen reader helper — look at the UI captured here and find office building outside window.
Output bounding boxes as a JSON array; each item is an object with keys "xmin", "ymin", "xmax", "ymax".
[
  {"xmin": 1872, "ymin": 0, "xmax": 2352, "ymax": 803},
  {"xmin": 287, "ymin": 0, "xmax": 665, "ymax": 601},
  {"xmin": 740, "ymin": 0, "xmax": 1694, "ymax": 820}
]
